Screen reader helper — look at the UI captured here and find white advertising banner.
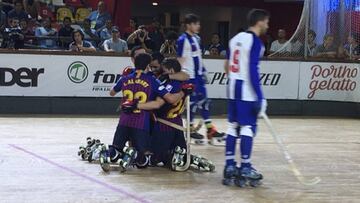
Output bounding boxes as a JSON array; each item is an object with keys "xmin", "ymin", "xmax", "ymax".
[
  {"xmin": 0, "ymin": 53, "xmax": 359, "ymax": 103},
  {"xmin": 203, "ymin": 59, "xmax": 300, "ymax": 99},
  {"xmin": 298, "ymin": 62, "xmax": 360, "ymax": 102}
]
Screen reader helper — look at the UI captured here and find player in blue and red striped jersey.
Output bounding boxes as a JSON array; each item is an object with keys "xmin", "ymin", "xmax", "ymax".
[
  {"xmin": 99, "ymin": 53, "xmax": 185, "ymax": 172},
  {"xmin": 133, "ymin": 58, "xmax": 215, "ymax": 171}
]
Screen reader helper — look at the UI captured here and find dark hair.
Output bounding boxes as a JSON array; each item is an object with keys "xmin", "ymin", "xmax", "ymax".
[
  {"xmin": 247, "ymin": 9, "xmax": 270, "ymax": 27},
  {"xmin": 166, "ymin": 31, "xmax": 178, "ymax": 41},
  {"xmin": 83, "ymin": 18, "xmax": 91, "ymax": 24},
  {"xmin": 162, "ymin": 58, "xmax": 181, "ymax": 73},
  {"xmin": 135, "ymin": 53, "xmax": 152, "ymax": 70},
  {"xmin": 14, "ymin": 0, "xmax": 23, "ymax": 6},
  {"xmin": 308, "ymin": 30, "xmax": 316, "ymax": 38},
  {"xmin": 130, "ymin": 46, "xmax": 144, "ymax": 58},
  {"xmin": 72, "ymin": 29, "xmax": 84, "ymax": 41},
  {"xmin": 184, "ymin": 14, "xmax": 200, "ymax": 25},
  {"xmin": 63, "ymin": 17, "xmax": 71, "ymax": 22},
  {"xmin": 151, "ymin": 52, "xmax": 165, "ymax": 63}
]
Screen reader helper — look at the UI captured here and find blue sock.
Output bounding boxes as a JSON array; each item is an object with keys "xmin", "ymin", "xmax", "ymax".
[
  {"xmin": 240, "ymin": 135, "xmax": 253, "ymax": 168},
  {"xmin": 225, "ymin": 135, "xmax": 236, "ymax": 166}
]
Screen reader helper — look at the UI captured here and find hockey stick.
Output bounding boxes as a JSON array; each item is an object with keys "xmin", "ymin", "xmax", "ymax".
[
  {"xmin": 262, "ymin": 114, "xmax": 321, "ymax": 186},
  {"xmin": 157, "ymin": 118, "xmax": 187, "ymax": 132}
]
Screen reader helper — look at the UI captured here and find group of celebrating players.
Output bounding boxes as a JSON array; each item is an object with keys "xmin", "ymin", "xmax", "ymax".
[{"xmin": 78, "ymin": 9, "xmax": 269, "ymax": 187}]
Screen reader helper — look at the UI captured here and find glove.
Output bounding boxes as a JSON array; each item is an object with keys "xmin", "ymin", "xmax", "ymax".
[
  {"xmin": 122, "ymin": 67, "xmax": 134, "ymax": 76},
  {"xmin": 181, "ymin": 83, "xmax": 195, "ymax": 96},
  {"xmin": 121, "ymin": 99, "xmax": 138, "ymax": 113},
  {"xmin": 254, "ymin": 99, "xmax": 267, "ymax": 118},
  {"xmin": 158, "ymin": 74, "xmax": 170, "ymax": 85}
]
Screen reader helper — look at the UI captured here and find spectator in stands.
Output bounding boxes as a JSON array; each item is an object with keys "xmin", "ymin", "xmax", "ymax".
[
  {"xmin": 148, "ymin": 18, "xmax": 164, "ymax": 52},
  {"xmin": 160, "ymin": 31, "xmax": 177, "ymax": 55},
  {"xmin": 291, "ymin": 38, "xmax": 303, "ymax": 56},
  {"xmin": 1, "ymin": 17, "xmax": 24, "ymax": 49},
  {"xmin": 87, "ymin": 0, "xmax": 111, "ymax": 32},
  {"xmin": 127, "ymin": 25, "xmax": 154, "ymax": 53},
  {"xmin": 1, "ymin": 0, "xmax": 14, "ymax": 14},
  {"xmin": 270, "ymin": 29, "xmax": 292, "ymax": 55},
  {"xmin": 103, "ymin": 26, "xmax": 128, "ymax": 53},
  {"xmin": 20, "ymin": 18, "xmax": 34, "ymax": 45},
  {"xmin": 35, "ymin": 17, "xmax": 57, "ymax": 49},
  {"xmin": 305, "ymin": 30, "xmax": 317, "ymax": 57},
  {"xmin": 8, "ymin": 1, "xmax": 28, "ymax": 21},
  {"xmin": 99, "ymin": 19, "xmax": 112, "ymax": 42},
  {"xmin": 208, "ymin": 47, "xmax": 220, "ymax": 56},
  {"xmin": 23, "ymin": 0, "xmax": 39, "ymax": 20},
  {"xmin": 343, "ymin": 33, "xmax": 360, "ymax": 59},
  {"xmin": 314, "ymin": 34, "xmax": 337, "ymax": 58},
  {"xmin": 0, "ymin": 7, "xmax": 6, "ymax": 31},
  {"xmin": 82, "ymin": 18, "xmax": 99, "ymax": 47},
  {"xmin": 58, "ymin": 16, "xmax": 74, "ymax": 49},
  {"xmin": 69, "ymin": 29, "xmax": 96, "ymax": 52},
  {"xmin": 123, "ymin": 17, "xmax": 137, "ymax": 40},
  {"xmin": 205, "ymin": 33, "xmax": 226, "ymax": 56}
]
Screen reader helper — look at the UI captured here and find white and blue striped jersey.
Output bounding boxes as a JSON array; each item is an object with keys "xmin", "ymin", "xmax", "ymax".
[
  {"xmin": 227, "ymin": 31, "xmax": 265, "ymax": 101},
  {"xmin": 177, "ymin": 32, "xmax": 204, "ymax": 79}
]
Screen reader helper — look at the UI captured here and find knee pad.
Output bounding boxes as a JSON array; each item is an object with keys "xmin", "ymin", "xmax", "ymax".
[
  {"xmin": 240, "ymin": 125, "xmax": 255, "ymax": 137},
  {"xmin": 226, "ymin": 122, "xmax": 238, "ymax": 137},
  {"xmin": 198, "ymin": 98, "xmax": 211, "ymax": 111}
]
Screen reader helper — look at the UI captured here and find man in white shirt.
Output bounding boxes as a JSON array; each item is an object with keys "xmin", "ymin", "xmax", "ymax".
[
  {"xmin": 270, "ymin": 29, "xmax": 291, "ymax": 55},
  {"xmin": 104, "ymin": 26, "xmax": 128, "ymax": 53}
]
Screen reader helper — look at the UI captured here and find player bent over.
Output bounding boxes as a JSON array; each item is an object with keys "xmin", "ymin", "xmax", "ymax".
[
  {"xmin": 222, "ymin": 9, "xmax": 269, "ymax": 187},
  {"xmin": 99, "ymin": 53, "xmax": 184, "ymax": 172},
  {"xmin": 132, "ymin": 58, "xmax": 215, "ymax": 171}
]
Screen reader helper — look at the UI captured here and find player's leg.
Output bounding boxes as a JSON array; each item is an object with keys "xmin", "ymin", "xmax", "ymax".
[
  {"xmin": 170, "ymin": 129, "xmax": 188, "ymax": 170},
  {"xmin": 235, "ymin": 101, "xmax": 263, "ymax": 187},
  {"xmin": 188, "ymin": 79, "xmax": 205, "ymax": 143},
  {"xmin": 196, "ymin": 77, "xmax": 225, "ymax": 144},
  {"xmin": 222, "ymin": 100, "xmax": 239, "ymax": 185},
  {"xmin": 150, "ymin": 129, "xmax": 174, "ymax": 167}
]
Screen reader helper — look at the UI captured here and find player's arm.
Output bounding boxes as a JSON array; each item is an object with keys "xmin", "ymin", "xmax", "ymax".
[
  {"xmin": 224, "ymin": 48, "xmax": 230, "ymax": 75},
  {"xmin": 249, "ymin": 39, "xmax": 264, "ymax": 101},
  {"xmin": 176, "ymin": 36, "xmax": 187, "ymax": 72},
  {"xmin": 137, "ymin": 97, "xmax": 166, "ymax": 110},
  {"xmin": 110, "ymin": 78, "xmax": 123, "ymax": 96}
]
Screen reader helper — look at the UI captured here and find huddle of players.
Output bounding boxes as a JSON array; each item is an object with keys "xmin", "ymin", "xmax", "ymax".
[{"xmin": 97, "ymin": 46, "xmax": 214, "ymax": 172}]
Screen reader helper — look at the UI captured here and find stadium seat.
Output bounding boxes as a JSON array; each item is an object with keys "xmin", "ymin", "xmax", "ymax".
[
  {"xmin": 39, "ymin": 4, "xmax": 55, "ymax": 21},
  {"xmin": 57, "ymin": 7, "xmax": 75, "ymax": 22},
  {"xmin": 75, "ymin": 8, "xmax": 91, "ymax": 23},
  {"xmin": 64, "ymin": 0, "xmax": 84, "ymax": 7}
]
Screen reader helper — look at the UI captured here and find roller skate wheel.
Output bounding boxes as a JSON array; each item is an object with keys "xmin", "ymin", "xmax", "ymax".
[
  {"xmin": 222, "ymin": 178, "xmax": 232, "ymax": 186},
  {"xmin": 234, "ymin": 178, "xmax": 247, "ymax": 187},
  {"xmin": 95, "ymin": 139, "xmax": 101, "ymax": 144},
  {"xmin": 249, "ymin": 180, "xmax": 261, "ymax": 187}
]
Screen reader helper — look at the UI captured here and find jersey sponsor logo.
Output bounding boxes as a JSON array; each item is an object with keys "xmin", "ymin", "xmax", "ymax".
[
  {"xmin": 67, "ymin": 61, "xmax": 88, "ymax": 83},
  {"xmin": 0, "ymin": 67, "xmax": 44, "ymax": 87},
  {"xmin": 165, "ymin": 84, "xmax": 173, "ymax": 92},
  {"xmin": 308, "ymin": 64, "xmax": 358, "ymax": 99}
]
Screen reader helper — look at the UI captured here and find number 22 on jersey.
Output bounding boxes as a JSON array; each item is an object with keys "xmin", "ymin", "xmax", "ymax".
[{"xmin": 123, "ymin": 90, "xmax": 147, "ymax": 113}]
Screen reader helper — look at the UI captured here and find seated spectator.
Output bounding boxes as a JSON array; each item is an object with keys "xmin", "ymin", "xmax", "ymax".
[
  {"xmin": 291, "ymin": 39, "xmax": 303, "ymax": 55},
  {"xmin": 35, "ymin": 17, "xmax": 57, "ymax": 49},
  {"xmin": 160, "ymin": 31, "xmax": 177, "ymax": 55},
  {"xmin": 304, "ymin": 30, "xmax": 317, "ymax": 57},
  {"xmin": 23, "ymin": 0, "xmax": 39, "ymax": 20},
  {"xmin": 343, "ymin": 33, "xmax": 360, "ymax": 59},
  {"xmin": 148, "ymin": 18, "xmax": 164, "ymax": 52},
  {"xmin": 208, "ymin": 47, "xmax": 220, "ymax": 56},
  {"xmin": 8, "ymin": 1, "xmax": 28, "ymax": 21},
  {"xmin": 270, "ymin": 29, "xmax": 292, "ymax": 55},
  {"xmin": 0, "ymin": 9, "xmax": 6, "ymax": 31},
  {"xmin": 99, "ymin": 19, "xmax": 112, "ymax": 42},
  {"xmin": 205, "ymin": 33, "xmax": 226, "ymax": 56},
  {"xmin": 103, "ymin": 26, "xmax": 128, "ymax": 53},
  {"xmin": 314, "ymin": 34, "xmax": 337, "ymax": 58},
  {"xmin": 123, "ymin": 17, "xmax": 137, "ymax": 39},
  {"xmin": 81, "ymin": 18, "xmax": 99, "ymax": 47},
  {"xmin": 20, "ymin": 18, "xmax": 34, "ymax": 45},
  {"xmin": 69, "ymin": 29, "xmax": 96, "ymax": 52},
  {"xmin": 1, "ymin": 17, "xmax": 24, "ymax": 49},
  {"xmin": 127, "ymin": 25, "xmax": 154, "ymax": 53},
  {"xmin": 58, "ymin": 17, "xmax": 74, "ymax": 49},
  {"xmin": 87, "ymin": 0, "xmax": 111, "ymax": 32}
]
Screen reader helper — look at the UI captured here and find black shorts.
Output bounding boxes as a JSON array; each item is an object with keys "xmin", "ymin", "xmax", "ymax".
[
  {"xmin": 151, "ymin": 129, "xmax": 186, "ymax": 157},
  {"xmin": 112, "ymin": 125, "xmax": 150, "ymax": 154}
]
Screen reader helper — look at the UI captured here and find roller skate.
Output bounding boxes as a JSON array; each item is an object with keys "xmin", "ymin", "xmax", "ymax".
[
  {"xmin": 86, "ymin": 139, "xmax": 103, "ymax": 163},
  {"xmin": 235, "ymin": 166, "xmax": 263, "ymax": 187},
  {"xmin": 207, "ymin": 127, "xmax": 225, "ymax": 146},
  {"xmin": 191, "ymin": 154, "xmax": 215, "ymax": 172},
  {"xmin": 98, "ymin": 144, "xmax": 112, "ymax": 172},
  {"xmin": 118, "ymin": 146, "xmax": 137, "ymax": 172},
  {"xmin": 191, "ymin": 132, "xmax": 205, "ymax": 145},
  {"xmin": 78, "ymin": 137, "xmax": 97, "ymax": 160},
  {"xmin": 222, "ymin": 164, "xmax": 238, "ymax": 186},
  {"xmin": 171, "ymin": 146, "xmax": 186, "ymax": 170}
]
